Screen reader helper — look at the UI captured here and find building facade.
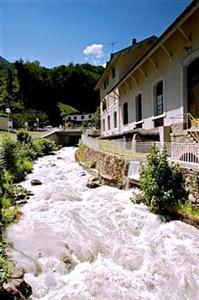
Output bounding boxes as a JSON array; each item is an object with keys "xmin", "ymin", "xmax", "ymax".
[
  {"xmin": 64, "ymin": 113, "xmax": 92, "ymax": 126},
  {"xmin": 97, "ymin": 0, "xmax": 199, "ymax": 143}
]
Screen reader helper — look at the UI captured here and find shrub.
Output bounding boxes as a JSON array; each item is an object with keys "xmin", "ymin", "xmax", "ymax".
[
  {"xmin": 17, "ymin": 129, "xmax": 32, "ymax": 144},
  {"xmin": 2, "ymin": 206, "xmax": 20, "ymax": 225},
  {"xmin": 17, "ymin": 142, "xmax": 37, "ymax": 161},
  {"xmin": 1, "ymin": 137, "xmax": 18, "ymax": 174},
  {"xmin": 0, "ymin": 241, "xmax": 11, "ymax": 285},
  {"xmin": 1, "ymin": 197, "xmax": 11, "ymax": 209},
  {"xmin": 23, "ymin": 158, "xmax": 33, "ymax": 173},
  {"xmin": 137, "ymin": 145, "xmax": 186, "ymax": 214},
  {"xmin": 0, "ymin": 255, "xmax": 11, "ymax": 285},
  {"xmin": 33, "ymin": 139, "xmax": 59, "ymax": 156}
]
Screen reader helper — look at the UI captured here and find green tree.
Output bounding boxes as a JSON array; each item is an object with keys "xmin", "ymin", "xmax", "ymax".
[{"xmin": 58, "ymin": 102, "xmax": 79, "ymax": 118}]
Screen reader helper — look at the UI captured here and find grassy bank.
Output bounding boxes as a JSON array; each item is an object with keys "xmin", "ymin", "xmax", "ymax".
[
  {"xmin": 0, "ymin": 131, "xmax": 59, "ymax": 287},
  {"xmin": 167, "ymin": 203, "xmax": 199, "ymax": 228}
]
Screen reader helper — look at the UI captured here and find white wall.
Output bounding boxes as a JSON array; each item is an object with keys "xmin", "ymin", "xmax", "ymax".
[
  {"xmin": 101, "ymin": 7, "xmax": 199, "ymax": 136},
  {"xmin": 65, "ymin": 114, "xmax": 92, "ymax": 122}
]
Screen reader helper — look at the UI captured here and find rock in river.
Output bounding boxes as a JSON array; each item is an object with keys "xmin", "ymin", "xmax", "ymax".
[{"xmin": 31, "ymin": 179, "xmax": 42, "ymax": 186}]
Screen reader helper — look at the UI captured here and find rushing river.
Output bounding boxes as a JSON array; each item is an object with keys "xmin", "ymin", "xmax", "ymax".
[{"xmin": 6, "ymin": 147, "xmax": 199, "ymax": 300}]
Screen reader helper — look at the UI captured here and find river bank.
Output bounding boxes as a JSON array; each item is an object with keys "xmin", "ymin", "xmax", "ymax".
[{"xmin": 4, "ymin": 147, "xmax": 199, "ymax": 299}]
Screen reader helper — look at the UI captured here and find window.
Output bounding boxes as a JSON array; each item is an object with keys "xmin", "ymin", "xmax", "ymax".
[
  {"xmin": 68, "ymin": 117, "xmax": 71, "ymax": 121},
  {"xmin": 154, "ymin": 81, "xmax": 164, "ymax": 116},
  {"xmin": 81, "ymin": 115, "xmax": 84, "ymax": 119},
  {"xmin": 112, "ymin": 68, "xmax": 115, "ymax": 78},
  {"xmin": 102, "ymin": 99, "xmax": 107, "ymax": 111},
  {"xmin": 102, "ymin": 118, "xmax": 105, "ymax": 131},
  {"xmin": 74, "ymin": 116, "xmax": 77, "ymax": 120},
  {"xmin": 135, "ymin": 94, "xmax": 142, "ymax": 122},
  {"xmin": 114, "ymin": 111, "xmax": 117, "ymax": 128},
  {"xmin": 107, "ymin": 115, "xmax": 111, "ymax": 130},
  {"xmin": 123, "ymin": 102, "xmax": 128, "ymax": 125},
  {"xmin": 106, "ymin": 77, "xmax": 109, "ymax": 86}
]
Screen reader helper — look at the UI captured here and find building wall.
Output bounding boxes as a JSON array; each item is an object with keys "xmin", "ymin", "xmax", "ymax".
[
  {"xmin": 0, "ymin": 116, "xmax": 12, "ymax": 130},
  {"xmin": 100, "ymin": 38, "xmax": 157, "ymax": 101},
  {"xmin": 101, "ymin": 5, "xmax": 199, "ymax": 136},
  {"xmin": 65, "ymin": 113, "xmax": 92, "ymax": 122}
]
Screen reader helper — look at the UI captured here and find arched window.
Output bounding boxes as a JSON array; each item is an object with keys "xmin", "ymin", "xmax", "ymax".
[
  {"xmin": 123, "ymin": 102, "xmax": 128, "ymax": 125},
  {"xmin": 135, "ymin": 94, "xmax": 142, "ymax": 122},
  {"xmin": 154, "ymin": 81, "xmax": 164, "ymax": 116}
]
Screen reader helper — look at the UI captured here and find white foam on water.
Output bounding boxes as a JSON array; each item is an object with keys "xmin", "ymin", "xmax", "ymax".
[{"xmin": 6, "ymin": 147, "xmax": 199, "ymax": 299}]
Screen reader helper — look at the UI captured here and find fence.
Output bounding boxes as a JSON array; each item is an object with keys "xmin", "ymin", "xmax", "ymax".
[{"xmin": 81, "ymin": 134, "xmax": 199, "ymax": 165}]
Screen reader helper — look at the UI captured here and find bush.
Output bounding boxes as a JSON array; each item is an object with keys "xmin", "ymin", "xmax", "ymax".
[
  {"xmin": 1, "ymin": 137, "xmax": 18, "ymax": 174},
  {"xmin": 137, "ymin": 145, "xmax": 186, "ymax": 214},
  {"xmin": 17, "ymin": 129, "xmax": 32, "ymax": 144},
  {"xmin": 23, "ymin": 158, "xmax": 33, "ymax": 173},
  {"xmin": 17, "ymin": 142, "xmax": 37, "ymax": 161},
  {"xmin": 0, "ymin": 255, "xmax": 11, "ymax": 285},
  {"xmin": 33, "ymin": 139, "xmax": 59, "ymax": 156},
  {"xmin": 0, "ymin": 241, "xmax": 11, "ymax": 285},
  {"xmin": 2, "ymin": 206, "xmax": 20, "ymax": 224}
]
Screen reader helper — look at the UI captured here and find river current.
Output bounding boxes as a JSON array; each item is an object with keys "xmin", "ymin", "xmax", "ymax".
[{"xmin": 6, "ymin": 147, "xmax": 199, "ymax": 300}]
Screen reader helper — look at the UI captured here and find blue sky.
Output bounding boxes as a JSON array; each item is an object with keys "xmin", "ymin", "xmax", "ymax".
[{"xmin": 0, "ymin": 0, "xmax": 192, "ymax": 68}]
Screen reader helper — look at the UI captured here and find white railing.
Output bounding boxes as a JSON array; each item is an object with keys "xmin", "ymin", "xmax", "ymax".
[{"xmin": 81, "ymin": 134, "xmax": 199, "ymax": 164}]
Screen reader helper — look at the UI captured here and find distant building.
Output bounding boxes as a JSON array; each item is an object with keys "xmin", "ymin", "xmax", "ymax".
[
  {"xmin": 64, "ymin": 113, "xmax": 93, "ymax": 126},
  {"xmin": 96, "ymin": 0, "xmax": 199, "ymax": 144},
  {"xmin": 0, "ymin": 116, "xmax": 13, "ymax": 131}
]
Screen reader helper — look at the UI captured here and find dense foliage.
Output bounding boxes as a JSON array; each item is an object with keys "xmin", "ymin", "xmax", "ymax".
[
  {"xmin": 0, "ymin": 57, "xmax": 103, "ymax": 127},
  {"xmin": 136, "ymin": 145, "xmax": 186, "ymax": 214}
]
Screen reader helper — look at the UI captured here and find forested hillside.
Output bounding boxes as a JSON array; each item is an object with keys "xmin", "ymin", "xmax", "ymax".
[{"xmin": 0, "ymin": 57, "xmax": 103, "ymax": 127}]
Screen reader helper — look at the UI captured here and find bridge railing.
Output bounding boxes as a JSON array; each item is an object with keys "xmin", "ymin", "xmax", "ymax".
[{"xmin": 81, "ymin": 134, "xmax": 199, "ymax": 165}]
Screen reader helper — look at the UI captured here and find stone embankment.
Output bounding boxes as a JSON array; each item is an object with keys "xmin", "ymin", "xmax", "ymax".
[{"xmin": 75, "ymin": 142, "xmax": 129, "ymax": 189}]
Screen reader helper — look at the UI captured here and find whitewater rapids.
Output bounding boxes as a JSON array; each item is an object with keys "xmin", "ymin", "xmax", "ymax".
[{"xmin": 6, "ymin": 147, "xmax": 199, "ymax": 300}]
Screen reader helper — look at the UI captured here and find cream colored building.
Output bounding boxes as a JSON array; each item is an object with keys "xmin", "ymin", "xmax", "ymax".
[
  {"xmin": 0, "ymin": 116, "xmax": 12, "ymax": 131},
  {"xmin": 96, "ymin": 0, "xmax": 199, "ymax": 143}
]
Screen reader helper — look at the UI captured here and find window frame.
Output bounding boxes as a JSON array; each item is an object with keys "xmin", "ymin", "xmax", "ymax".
[
  {"xmin": 153, "ymin": 78, "xmax": 165, "ymax": 117},
  {"xmin": 114, "ymin": 111, "xmax": 117, "ymax": 128},
  {"xmin": 135, "ymin": 93, "xmax": 142, "ymax": 122},
  {"xmin": 123, "ymin": 102, "xmax": 128, "ymax": 125},
  {"xmin": 107, "ymin": 115, "xmax": 111, "ymax": 130}
]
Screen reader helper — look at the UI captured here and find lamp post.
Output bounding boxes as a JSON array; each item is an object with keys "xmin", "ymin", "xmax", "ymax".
[
  {"xmin": 5, "ymin": 108, "xmax": 11, "ymax": 131},
  {"xmin": 36, "ymin": 118, "xmax": 39, "ymax": 131}
]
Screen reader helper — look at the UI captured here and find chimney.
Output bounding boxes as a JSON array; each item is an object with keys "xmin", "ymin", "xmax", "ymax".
[{"xmin": 132, "ymin": 38, "xmax": 137, "ymax": 46}]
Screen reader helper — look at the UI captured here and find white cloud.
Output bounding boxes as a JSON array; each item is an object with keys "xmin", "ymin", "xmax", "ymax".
[{"xmin": 83, "ymin": 43, "xmax": 104, "ymax": 58}]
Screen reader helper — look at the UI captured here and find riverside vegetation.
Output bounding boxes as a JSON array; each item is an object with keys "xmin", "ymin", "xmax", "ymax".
[
  {"xmin": 134, "ymin": 145, "xmax": 199, "ymax": 225},
  {"xmin": 0, "ymin": 131, "xmax": 59, "ymax": 287}
]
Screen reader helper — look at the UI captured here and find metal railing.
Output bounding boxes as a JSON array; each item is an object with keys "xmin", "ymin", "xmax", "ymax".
[
  {"xmin": 184, "ymin": 113, "xmax": 199, "ymax": 143},
  {"xmin": 81, "ymin": 134, "xmax": 199, "ymax": 165}
]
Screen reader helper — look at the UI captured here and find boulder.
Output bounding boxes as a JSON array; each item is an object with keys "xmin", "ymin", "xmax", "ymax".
[
  {"xmin": 86, "ymin": 177, "xmax": 101, "ymax": 189},
  {"xmin": 31, "ymin": 179, "xmax": 42, "ymax": 186},
  {"xmin": 17, "ymin": 200, "xmax": 28, "ymax": 206},
  {"xmin": 0, "ymin": 288, "xmax": 21, "ymax": 300},
  {"xmin": 16, "ymin": 280, "xmax": 32, "ymax": 298}
]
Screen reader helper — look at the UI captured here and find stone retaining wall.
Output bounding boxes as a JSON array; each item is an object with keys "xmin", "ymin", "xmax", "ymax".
[
  {"xmin": 75, "ymin": 143, "xmax": 129, "ymax": 189},
  {"xmin": 76, "ymin": 143, "xmax": 199, "ymax": 204}
]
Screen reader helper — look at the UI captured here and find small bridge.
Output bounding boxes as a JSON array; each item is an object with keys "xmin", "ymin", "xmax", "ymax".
[{"xmin": 41, "ymin": 128, "xmax": 82, "ymax": 146}]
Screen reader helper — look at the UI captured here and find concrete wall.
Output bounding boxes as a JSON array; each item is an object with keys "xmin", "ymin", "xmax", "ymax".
[{"xmin": 0, "ymin": 116, "xmax": 12, "ymax": 131}]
